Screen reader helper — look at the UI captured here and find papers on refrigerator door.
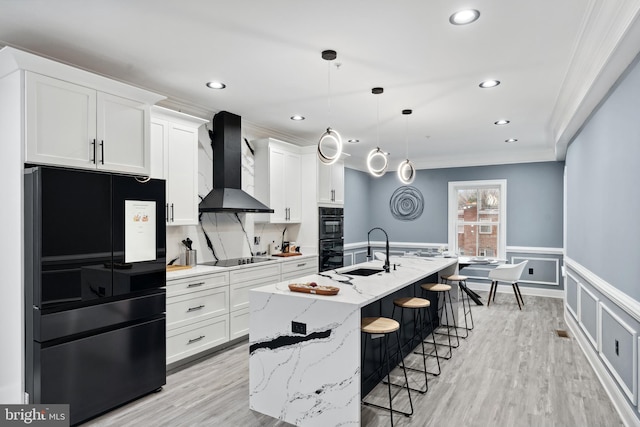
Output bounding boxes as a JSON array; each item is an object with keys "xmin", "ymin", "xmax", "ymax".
[{"xmin": 124, "ymin": 200, "xmax": 156, "ymax": 263}]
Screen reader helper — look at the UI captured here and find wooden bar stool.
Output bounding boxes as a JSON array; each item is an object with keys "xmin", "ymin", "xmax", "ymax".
[
  {"xmin": 442, "ymin": 274, "xmax": 474, "ymax": 338},
  {"xmin": 361, "ymin": 317, "xmax": 413, "ymax": 425},
  {"xmin": 420, "ymin": 283, "xmax": 459, "ymax": 359},
  {"xmin": 391, "ymin": 297, "xmax": 441, "ymax": 392}
]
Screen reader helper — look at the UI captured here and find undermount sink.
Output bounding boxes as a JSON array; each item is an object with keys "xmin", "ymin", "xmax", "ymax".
[{"xmin": 342, "ymin": 268, "xmax": 384, "ymax": 277}]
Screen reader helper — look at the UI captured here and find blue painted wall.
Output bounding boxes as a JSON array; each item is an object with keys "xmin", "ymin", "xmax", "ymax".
[
  {"xmin": 344, "ymin": 162, "xmax": 564, "ymax": 248},
  {"xmin": 566, "ymin": 55, "xmax": 640, "ymax": 299},
  {"xmin": 343, "ymin": 168, "xmax": 372, "ymax": 243}
]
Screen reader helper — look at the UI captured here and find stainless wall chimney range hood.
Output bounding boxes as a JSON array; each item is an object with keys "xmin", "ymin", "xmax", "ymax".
[{"xmin": 199, "ymin": 111, "xmax": 274, "ymax": 213}]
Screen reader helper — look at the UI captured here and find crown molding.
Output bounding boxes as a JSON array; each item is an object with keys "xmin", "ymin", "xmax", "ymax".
[
  {"xmin": 343, "ymin": 147, "xmax": 557, "ymax": 172},
  {"xmin": 551, "ymin": 0, "xmax": 640, "ymax": 160}
]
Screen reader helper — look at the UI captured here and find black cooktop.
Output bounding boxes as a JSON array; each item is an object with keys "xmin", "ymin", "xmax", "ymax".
[{"xmin": 200, "ymin": 257, "xmax": 275, "ymax": 267}]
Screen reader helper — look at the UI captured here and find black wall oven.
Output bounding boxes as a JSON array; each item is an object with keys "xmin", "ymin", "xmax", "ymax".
[
  {"xmin": 319, "ymin": 207, "xmax": 344, "ymax": 240},
  {"xmin": 319, "ymin": 207, "xmax": 344, "ymax": 272}
]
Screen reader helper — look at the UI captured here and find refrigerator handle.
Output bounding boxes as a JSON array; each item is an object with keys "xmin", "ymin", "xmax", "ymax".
[{"xmin": 165, "ymin": 203, "xmax": 169, "ymax": 222}]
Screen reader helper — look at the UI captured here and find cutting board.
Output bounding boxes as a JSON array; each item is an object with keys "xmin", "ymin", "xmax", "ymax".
[
  {"xmin": 166, "ymin": 265, "xmax": 192, "ymax": 272},
  {"xmin": 272, "ymin": 252, "xmax": 303, "ymax": 257}
]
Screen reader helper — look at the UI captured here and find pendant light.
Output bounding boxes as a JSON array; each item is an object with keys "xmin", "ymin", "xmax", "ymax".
[
  {"xmin": 397, "ymin": 109, "xmax": 416, "ymax": 184},
  {"xmin": 317, "ymin": 50, "xmax": 343, "ymax": 165},
  {"xmin": 367, "ymin": 87, "xmax": 389, "ymax": 177}
]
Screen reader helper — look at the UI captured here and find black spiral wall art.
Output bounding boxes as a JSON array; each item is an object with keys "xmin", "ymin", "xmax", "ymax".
[{"xmin": 389, "ymin": 186, "xmax": 424, "ymax": 221}]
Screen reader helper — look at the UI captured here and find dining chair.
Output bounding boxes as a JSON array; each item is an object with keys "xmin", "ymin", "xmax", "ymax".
[{"xmin": 487, "ymin": 261, "xmax": 528, "ymax": 310}]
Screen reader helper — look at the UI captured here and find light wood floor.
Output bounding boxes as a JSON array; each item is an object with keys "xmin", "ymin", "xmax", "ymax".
[{"xmin": 84, "ymin": 292, "xmax": 622, "ymax": 427}]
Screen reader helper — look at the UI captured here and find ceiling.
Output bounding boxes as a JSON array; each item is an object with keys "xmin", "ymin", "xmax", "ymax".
[{"xmin": 1, "ymin": 1, "xmax": 639, "ymax": 171}]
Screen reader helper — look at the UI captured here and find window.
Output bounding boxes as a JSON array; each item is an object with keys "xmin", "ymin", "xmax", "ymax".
[
  {"xmin": 479, "ymin": 224, "xmax": 492, "ymax": 234},
  {"xmin": 448, "ymin": 180, "xmax": 506, "ymax": 258}
]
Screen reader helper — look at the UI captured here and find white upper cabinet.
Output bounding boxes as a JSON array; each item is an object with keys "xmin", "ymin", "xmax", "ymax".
[
  {"xmin": 254, "ymin": 138, "xmax": 302, "ymax": 223},
  {"xmin": 97, "ymin": 92, "xmax": 149, "ymax": 175},
  {"xmin": 317, "ymin": 160, "xmax": 344, "ymax": 206},
  {"xmin": 1, "ymin": 47, "xmax": 165, "ymax": 175},
  {"xmin": 26, "ymin": 73, "xmax": 97, "ymax": 169},
  {"xmin": 150, "ymin": 107, "xmax": 207, "ymax": 226},
  {"xmin": 25, "ymin": 72, "xmax": 152, "ymax": 175}
]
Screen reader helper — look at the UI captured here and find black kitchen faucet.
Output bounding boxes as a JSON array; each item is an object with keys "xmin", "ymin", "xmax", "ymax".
[{"xmin": 367, "ymin": 227, "xmax": 390, "ymax": 273}]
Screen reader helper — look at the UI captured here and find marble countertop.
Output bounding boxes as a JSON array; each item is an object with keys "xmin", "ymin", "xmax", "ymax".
[
  {"xmin": 166, "ymin": 253, "xmax": 318, "ymax": 281},
  {"xmin": 252, "ymin": 255, "xmax": 457, "ymax": 308}
]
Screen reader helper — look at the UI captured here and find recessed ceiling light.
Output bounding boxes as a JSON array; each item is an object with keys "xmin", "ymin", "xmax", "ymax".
[
  {"xmin": 206, "ymin": 81, "xmax": 226, "ymax": 89},
  {"xmin": 449, "ymin": 9, "xmax": 480, "ymax": 25},
  {"xmin": 290, "ymin": 115, "xmax": 305, "ymax": 121},
  {"xmin": 494, "ymin": 119, "xmax": 510, "ymax": 125},
  {"xmin": 347, "ymin": 139, "xmax": 359, "ymax": 143},
  {"xmin": 479, "ymin": 80, "xmax": 500, "ymax": 88},
  {"xmin": 505, "ymin": 138, "xmax": 518, "ymax": 143}
]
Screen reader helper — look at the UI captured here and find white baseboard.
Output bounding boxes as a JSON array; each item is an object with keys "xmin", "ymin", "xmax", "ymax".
[
  {"xmin": 467, "ymin": 281, "xmax": 564, "ymax": 299},
  {"xmin": 565, "ymin": 309, "xmax": 640, "ymax": 427}
]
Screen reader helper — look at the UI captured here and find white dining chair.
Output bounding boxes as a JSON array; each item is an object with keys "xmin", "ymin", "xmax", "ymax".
[{"xmin": 487, "ymin": 261, "xmax": 528, "ymax": 310}]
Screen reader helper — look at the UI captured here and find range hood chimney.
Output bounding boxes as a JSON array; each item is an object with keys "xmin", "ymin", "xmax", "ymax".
[{"xmin": 199, "ymin": 111, "xmax": 274, "ymax": 213}]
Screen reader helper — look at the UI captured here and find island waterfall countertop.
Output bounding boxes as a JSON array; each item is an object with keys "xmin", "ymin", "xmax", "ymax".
[
  {"xmin": 252, "ymin": 255, "xmax": 457, "ymax": 307},
  {"xmin": 249, "ymin": 255, "xmax": 458, "ymax": 427}
]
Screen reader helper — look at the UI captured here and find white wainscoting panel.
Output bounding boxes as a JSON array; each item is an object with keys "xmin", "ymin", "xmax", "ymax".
[
  {"xmin": 598, "ymin": 301, "xmax": 638, "ymax": 405},
  {"xmin": 578, "ymin": 282, "xmax": 600, "ymax": 350}
]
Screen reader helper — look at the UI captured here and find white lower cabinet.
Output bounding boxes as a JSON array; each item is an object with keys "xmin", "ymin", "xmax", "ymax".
[
  {"xmin": 230, "ymin": 308, "xmax": 250, "ymax": 340},
  {"xmin": 280, "ymin": 257, "xmax": 319, "ymax": 281},
  {"xmin": 165, "ymin": 258, "xmax": 319, "ymax": 365},
  {"xmin": 166, "ymin": 271, "xmax": 230, "ymax": 365},
  {"xmin": 167, "ymin": 287, "xmax": 229, "ymax": 330},
  {"xmin": 166, "ymin": 316, "xmax": 230, "ymax": 365},
  {"xmin": 229, "ymin": 263, "xmax": 281, "ymax": 340}
]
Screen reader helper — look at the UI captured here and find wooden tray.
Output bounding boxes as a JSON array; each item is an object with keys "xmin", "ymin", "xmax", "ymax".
[
  {"xmin": 288, "ymin": 283, "xmax": 340, "ymax": 296},
  {"xmin": 166, "ymin": 265, "xmax": 192, "ymax": 272},
  {"xmin": 272, "ymin": 252, "xmax": 303, "ymax": 257}
]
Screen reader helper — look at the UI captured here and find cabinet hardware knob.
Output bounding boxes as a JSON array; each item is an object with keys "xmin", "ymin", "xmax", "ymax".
[
  {"xmin": 297, "ymin": 263, "xmax": 306, "ymax": 267},
  {"xmin": 187, "ymin": 305, "xmax": 205, "ymax": 312},
  {"xmin": 171, "ymin": 203, "xmax": 175, "ymax": 222},
  {"xmin": 100, "ymin": 140, "xmax": 104, "ymax": 164}
]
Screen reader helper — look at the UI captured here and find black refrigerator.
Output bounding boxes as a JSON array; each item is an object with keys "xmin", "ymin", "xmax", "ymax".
[{"xmin": 24, "ymin": 166, "xmax": 167, "ymax": 425}]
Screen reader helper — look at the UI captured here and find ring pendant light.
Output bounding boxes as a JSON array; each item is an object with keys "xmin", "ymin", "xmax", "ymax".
[
  {"xmin": 317, "ymin": 50, "xmax": 343, "ymax": 165},
  {"xmin": 367, "ymin": 87, "xmax": 389, "ymax": 177},
  {"xmin": 397, "ymin": 109, "xmax": 416, "ymax": 184}
]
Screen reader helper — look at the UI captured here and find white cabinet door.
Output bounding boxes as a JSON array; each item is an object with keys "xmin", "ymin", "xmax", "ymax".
[
  {"xmin": 254, "ymin": 139, "xmax": 302, "ymax": 223},
  {"xmin": 317, "ymin": 160, "xmax": 344, "ymax": 205},
  {"xmin": 284, "ymin": 150, "xmax": 302, "ymax": 222},
  {"xmin": 331, "ymin": 161, "xmax": 344, "ymax": 204},
  {"xmin": 97, "ymin": 92, "xmax": 149, "ymax": 175},
  {"xmin": 166, "ymin": 122, "xmax": 199, "ymax": 225},
  {"xmin": 25, "ymin": 72, "xmax": 97, "ymax": 169},
  {"xmin": 151, "ymin": 107, "xmax": 206, "ymax": 226},
  {"xmin": 268, "ymin": 146, "xmax": 287, "ymax": 222},
  {"xmin": 317, "ymin": 161, "xmax": 333, "ymax": 204},
  {"xmin": 149, "ymin": 119, "xmax": 167, "ymax": 180}
]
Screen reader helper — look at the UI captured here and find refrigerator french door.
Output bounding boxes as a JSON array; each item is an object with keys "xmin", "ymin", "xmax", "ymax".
[{"xmin": 24, "ymin": 166, "xmax": 167, "ymax": 425}]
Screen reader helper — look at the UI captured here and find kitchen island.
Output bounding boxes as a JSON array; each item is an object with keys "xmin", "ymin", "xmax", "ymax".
[{"xmin": 249, "ymin": 256, "xmax": 458, "ymax": 426}]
